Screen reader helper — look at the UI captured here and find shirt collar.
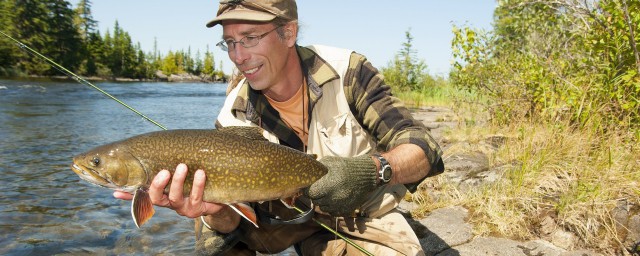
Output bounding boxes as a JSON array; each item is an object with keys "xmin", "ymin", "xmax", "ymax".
[{"xmin": 227, "ymin": 45, "xmax": 340, "ymax": 150}]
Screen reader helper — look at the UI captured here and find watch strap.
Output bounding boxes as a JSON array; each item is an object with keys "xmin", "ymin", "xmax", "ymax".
[{"xmin": 372, "ymin": 153, "xmax": 392, "ymax": 185}]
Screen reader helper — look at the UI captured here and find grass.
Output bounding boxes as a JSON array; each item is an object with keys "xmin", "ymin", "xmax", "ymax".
[{"xmin": 400, "ymin": 84, "xmax": 640, "ymax": 254}]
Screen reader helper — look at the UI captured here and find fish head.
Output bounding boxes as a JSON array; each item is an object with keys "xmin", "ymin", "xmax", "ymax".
[{"xmin": 71, "ymin": 143, "xmax": 147, "ymax": 193}]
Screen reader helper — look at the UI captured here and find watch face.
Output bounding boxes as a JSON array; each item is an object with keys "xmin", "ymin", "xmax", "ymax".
[{"xmin": 382, "ymin": 166, "xmax": 392, "ymax": 182}]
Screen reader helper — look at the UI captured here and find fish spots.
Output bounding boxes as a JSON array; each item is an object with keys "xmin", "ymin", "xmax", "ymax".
[{"xmin": 78, "ymin": 128, "xmax": 328, "ymax": 203}]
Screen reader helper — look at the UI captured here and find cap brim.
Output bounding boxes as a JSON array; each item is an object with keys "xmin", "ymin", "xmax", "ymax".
[{"xmin": 206, "ymin": 10, "xmax": 276, "ymax": 28}]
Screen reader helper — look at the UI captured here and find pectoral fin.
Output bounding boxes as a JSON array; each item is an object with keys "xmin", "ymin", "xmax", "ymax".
[
  {"xmin": 132, "ymin": 188, "xmax": 155, "ymax": 228},
  {"xmin": 280, "ymin": 198, "xmax": 296, "ymax": 209},
  {"xmin": 227, "ymin": 203, "xmax": 258, "ymax": 228}
]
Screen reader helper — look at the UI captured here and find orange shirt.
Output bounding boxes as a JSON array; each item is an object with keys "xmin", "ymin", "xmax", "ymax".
[{"xmin": 265, "ymin": 81, "xmax": 309, "ymax": 145}]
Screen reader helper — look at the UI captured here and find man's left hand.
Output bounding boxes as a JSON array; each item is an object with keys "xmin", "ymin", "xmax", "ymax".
[{"xmin": 304, "ymin": 155, "xmax": 378, "ymax": 216}]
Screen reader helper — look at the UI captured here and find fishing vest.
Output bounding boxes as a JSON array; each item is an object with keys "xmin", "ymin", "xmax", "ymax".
[
  {"xmin": 217, "ymin": 45, "xmax": 405, "ymax": 217},
  {"xmin": 217, "ymin": 45, "xmax": 376, "ymax": 158}
]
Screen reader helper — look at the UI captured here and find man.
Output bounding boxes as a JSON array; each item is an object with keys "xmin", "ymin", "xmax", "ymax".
[{"xmin": 116, "ymin": 0, "xmax": 444, "ymax": 255}]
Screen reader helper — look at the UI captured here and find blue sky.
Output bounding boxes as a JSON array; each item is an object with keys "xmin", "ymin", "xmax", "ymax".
[{"xmin": 90, "ymin": 1, "xmax": 496, "ymax": 76}]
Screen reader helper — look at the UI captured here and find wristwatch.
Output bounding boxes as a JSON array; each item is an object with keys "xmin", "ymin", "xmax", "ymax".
[{"xmin": 373, "ymin": 154, "xmax": 392, "ymax": 186}]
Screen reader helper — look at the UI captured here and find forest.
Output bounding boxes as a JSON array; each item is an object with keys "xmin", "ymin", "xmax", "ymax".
[{"xmin": 0, "ymin": 0, "xmax": 225, "ymax": 80}]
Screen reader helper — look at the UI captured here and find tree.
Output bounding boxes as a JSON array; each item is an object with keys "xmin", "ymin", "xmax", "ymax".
[
  {"xmin": 73, "ymin": 0, "xmax": 96, "ymax": 42},
  {"xmin": 203, "ymin": 45, "xmax": 215, "ymax": 77},
  {"xmin": 47, "ymin": 0, "xmax": 82, "ymax": 73},
  {"xmin": 0, "ymin": 0, "xmax": 19, "ymax": 71},
  {"xmin": 451, "ymin": 0, "xmax": 640, "ymax": 129},
  {"xmin": 381, "ymin": 28, "xmax": 428, "ymax": 92},
  {"xmin": 194, "ymin": 49, "xmax": 203, "ymax": 75}
]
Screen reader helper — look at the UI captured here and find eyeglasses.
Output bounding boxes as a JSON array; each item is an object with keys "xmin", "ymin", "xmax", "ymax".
[{"xmin": 216, "ymin": 26, "xmax": 282, "ymax": 52}]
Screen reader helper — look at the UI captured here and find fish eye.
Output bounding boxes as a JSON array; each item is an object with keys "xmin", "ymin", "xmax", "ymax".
[{"xmin": 90, "ymin": 157, "xmax": 100, "ymax": 167}]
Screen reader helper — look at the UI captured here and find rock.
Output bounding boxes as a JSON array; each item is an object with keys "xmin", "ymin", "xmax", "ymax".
[
  {"xmin": 155, "ymin": 70, "xmax": 168, "ymax": 81},
  {"xmin": 442, "ymin": 237, "xmax": 565, "ymax": 256},
  {"xmin": 551, "ymin": 229, "xmax": 578, "ymax": 250},
  {"xmin": 407, "ymin": 106, "xmax": 603, "ymax": 255},
  {"xmin": 415, "ymin": 206, "xmax": 473, "ymax": 255},
  {"xmin": 539, "ymin": 215, "xmax": 558, "ymax": 237},
  {"xmin": 442, "ymin": 151, "xmax": 509, "ymax": 191},
  {"xmin": 625, "ymin": 215, "xmax": 640, "ymax": 251}
]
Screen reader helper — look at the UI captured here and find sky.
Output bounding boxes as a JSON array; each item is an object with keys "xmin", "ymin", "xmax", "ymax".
[{"xmin": 89, "ymin": 1, "xmax": 496, "ymax": 76}]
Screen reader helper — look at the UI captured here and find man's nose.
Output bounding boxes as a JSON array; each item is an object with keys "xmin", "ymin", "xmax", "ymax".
[{"xmin": 231, "ymin": 44, "xmax": 250, "ymax": 65}]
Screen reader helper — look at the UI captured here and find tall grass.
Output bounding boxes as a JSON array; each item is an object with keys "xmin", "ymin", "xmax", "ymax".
[{"xmin": 405, "ymin": 85, "xmax": 640, "ymax": 254}]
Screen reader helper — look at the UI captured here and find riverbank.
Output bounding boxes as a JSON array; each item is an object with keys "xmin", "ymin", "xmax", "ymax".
[
  {"xmin": 408, "ymin": 106, "xmax": 638, "ymax": 255},
  {"xmin": 0, "ymin": 70, "xmax": 228, "ymax": 83}
]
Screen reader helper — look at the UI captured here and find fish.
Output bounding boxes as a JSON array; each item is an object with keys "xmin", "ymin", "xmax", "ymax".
[{"xmin": 70, "ymin": 126, "xmax": 327, "ymax": 228}]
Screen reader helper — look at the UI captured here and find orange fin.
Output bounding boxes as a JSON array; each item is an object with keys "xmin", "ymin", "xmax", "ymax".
[
  {"xmin": 132, "ymin": 188, "xmax": 155, "ymax": 228},
  {"xmin": 228, "ymin": 203, "xmax": 258, "ymax": 228},
  {"xmin": 280, "ymin": 198, "xmax": 296, "ymax": 209}
]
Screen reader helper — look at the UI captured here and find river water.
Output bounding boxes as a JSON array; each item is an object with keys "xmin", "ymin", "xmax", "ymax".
[{"xmin": 0, "ymin": 78, "xmax": 228, "ymax": 255}]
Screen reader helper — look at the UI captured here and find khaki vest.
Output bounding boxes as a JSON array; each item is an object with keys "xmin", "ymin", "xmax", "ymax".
[
  {"xmin": 217, "ymin": 45, "xmax": 376, "ymax": 158},
  {"xmin": 217, "ymin": 45, "xmax": 406, "ymax": 217}
]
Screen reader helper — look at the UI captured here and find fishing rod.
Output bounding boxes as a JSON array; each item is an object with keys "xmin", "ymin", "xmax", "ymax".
[
  {"xmin": 0, "ymin": 30, "xmax": 167, "ymax": 130},
  {"xmin": 0, "ymin": 30, "xmax": 373, "ymax": 255}
]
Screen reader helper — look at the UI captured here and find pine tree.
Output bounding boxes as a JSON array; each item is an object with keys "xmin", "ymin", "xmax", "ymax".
[{"xmin": 73, "ymin": 0, "xmax": 97, "ymax": 42}]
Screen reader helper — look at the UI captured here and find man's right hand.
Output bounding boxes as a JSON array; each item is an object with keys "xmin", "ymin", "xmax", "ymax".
[{"xmin": 112, "ymin": 163, "xmax": 241, "ymax": 233}]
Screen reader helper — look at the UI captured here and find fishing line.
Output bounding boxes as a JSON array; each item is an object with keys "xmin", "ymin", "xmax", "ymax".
[
  {"xmin": 0, "ymin": 30, "xmax": 373, "ymax": 256},
  {"xmin": 0, "ymin": 30, "xmax": 167, "ymax": 131},
  {"xmin": 292, "ymin": 207, "xmax": 373, "ymax": 256}
]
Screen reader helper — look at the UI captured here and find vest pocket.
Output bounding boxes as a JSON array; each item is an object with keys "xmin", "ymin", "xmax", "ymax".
[{"xmin": 318, "ymin": 113, "xmax": 371, "ymax": 157}]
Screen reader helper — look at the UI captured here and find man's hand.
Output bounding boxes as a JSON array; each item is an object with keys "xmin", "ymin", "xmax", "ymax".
[
  {"xmin": 304, "ymin": 155, "xmax": 378, "ymax": 216},
  {"xmin": 113, "ymin": 163, "xmax": 239, "ymax": 231}
]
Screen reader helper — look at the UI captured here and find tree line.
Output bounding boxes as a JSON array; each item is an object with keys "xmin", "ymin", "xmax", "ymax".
[{"xmin": 0, "ymin": 0, "xmax": 225, "ymax": 80}]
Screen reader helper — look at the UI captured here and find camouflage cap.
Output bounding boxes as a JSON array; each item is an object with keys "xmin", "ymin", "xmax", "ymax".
[{"xmin": 206, "ymin": 0, "xmax": 298, "ymax": 28}]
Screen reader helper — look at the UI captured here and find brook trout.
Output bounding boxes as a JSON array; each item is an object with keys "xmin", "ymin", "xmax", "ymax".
[{"xmin": 70, "ymin": 126, "xmax": 327, "ymax": 227}]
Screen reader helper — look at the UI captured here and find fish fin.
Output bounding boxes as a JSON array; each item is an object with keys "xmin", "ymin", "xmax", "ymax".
[
  {"xmin": 217, "ymin": 126, "xmax": 267, "ymax": 141},
  {"xmin": 280, "ymin": 198, "xmax": 296, "ymax": 209},
  {"xmin": 227, "ymin": 203, "xmax": 259, "ymax": 228},
  {"xmin": 132, "ymin": 188, "xmax": 155, "ymax": 228}
]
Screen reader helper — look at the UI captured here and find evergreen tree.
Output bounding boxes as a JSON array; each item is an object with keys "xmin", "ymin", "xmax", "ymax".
[
  {"xmin": 46, "ymin": 0, "xmax": 82, "ymax": 73},
  {"xmin": 203, "ymin": 45, "xmax": 215, "ymax": 76},
  {"xmin": 73, "ymin": 0, "xmax": 96, "ymax": 41},
  {"xmin": 194, "ymin": 49, "xmax": 203, "ymax": 75},
  {"xmin": 381, "ymin": 28, "xmax": 428, "ymax": 92},
  {"xmin": 85, "ymin": 31, "xmax": 105, "ymax": 76},
  {"xmin": 0, "ymin": 0, "xmax": 19, "ymax": 71},
  {"xmin": 12, "ymin": 0, "xmax": 54, "ymax": 74}
]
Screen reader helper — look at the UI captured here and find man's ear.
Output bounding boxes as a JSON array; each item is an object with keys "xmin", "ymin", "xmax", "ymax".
[{"xmin": 284, "ymin": 23, "xmax": 297, "ymax": 47}]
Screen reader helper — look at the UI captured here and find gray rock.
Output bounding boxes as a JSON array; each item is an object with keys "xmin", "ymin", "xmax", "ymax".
[
  {"xmin": 415, "ymin": 206, "xmax": 473, "ymax": 255},
  {"xmin": 441, "ymin": 237, "xmax": 565, "ymax": 256}
]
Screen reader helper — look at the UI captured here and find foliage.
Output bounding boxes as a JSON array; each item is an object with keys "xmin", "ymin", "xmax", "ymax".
[
  {"xmin": 451, "ymin": 0, "xmax": 640, "ymax": 132},
  {"xmin": 0, "ymin": 0, "xmax": 226, "ymax": 80},
  {"xmin": 381, "ymin": 28, "xmax": 442, "ymax": 105},
  {"xmin": 444, "ymin": 0, "xmax": 640, "ymax": 253}
]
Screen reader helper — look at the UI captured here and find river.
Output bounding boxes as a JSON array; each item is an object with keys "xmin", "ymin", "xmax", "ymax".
[{"xmin": 0, "ymin": 78, "xmax": 228, "ymax": 255}]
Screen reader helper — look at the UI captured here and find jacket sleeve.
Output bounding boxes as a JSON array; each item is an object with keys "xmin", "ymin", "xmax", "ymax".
[{"xmin": 343, "ymin": 52, "xmax": 444, "ymax": 192}]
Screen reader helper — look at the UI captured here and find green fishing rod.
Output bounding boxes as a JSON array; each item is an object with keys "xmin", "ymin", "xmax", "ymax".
[
  {"xmin": 0, "ymin": 30, "xmax": 167, "ymax": 130},
  {"xmin": 0, "ymin": 30, "xmax": 373, "ymax": 256}
]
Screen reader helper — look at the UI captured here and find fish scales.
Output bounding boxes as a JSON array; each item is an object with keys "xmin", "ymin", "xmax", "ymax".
[{"xmin": 71, "ymin": 127, "xmax": 327, "ymax": 204}]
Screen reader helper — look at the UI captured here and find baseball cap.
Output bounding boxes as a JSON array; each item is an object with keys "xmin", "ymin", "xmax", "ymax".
[{"xmin": 206, "ymin": 0, "xmax": 298, "ymax": 28}]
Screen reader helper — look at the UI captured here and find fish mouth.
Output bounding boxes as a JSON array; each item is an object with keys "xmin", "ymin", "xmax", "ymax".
[{"xmin": 71, "ymin": 163, "xmax": 118, "ymax": 190}]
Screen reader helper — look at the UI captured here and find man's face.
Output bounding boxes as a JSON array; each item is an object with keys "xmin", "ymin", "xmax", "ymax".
[{"xmin": 221, "ymin": 21, "xmax": 293, "ymax": 92}]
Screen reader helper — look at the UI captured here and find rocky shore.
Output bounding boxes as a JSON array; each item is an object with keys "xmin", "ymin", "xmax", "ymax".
[{"xmin": 406, "ymin": 106, "xmax": 616, "ymax": 256}]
